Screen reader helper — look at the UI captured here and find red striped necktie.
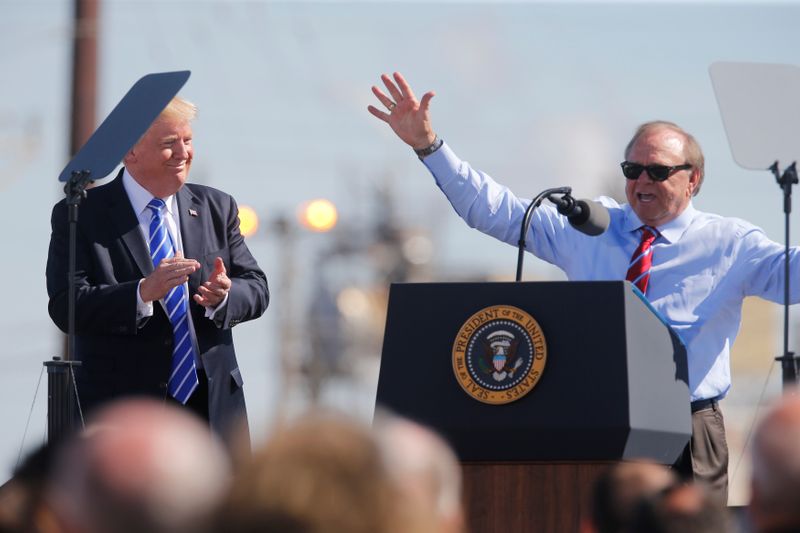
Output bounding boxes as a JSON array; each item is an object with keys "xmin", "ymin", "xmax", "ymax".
[{"xmin": 626, "ymin": 226, "xmax": 658, "ymax": 294}]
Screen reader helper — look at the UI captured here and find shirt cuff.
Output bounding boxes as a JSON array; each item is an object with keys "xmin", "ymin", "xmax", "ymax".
[
  {"xmin": 136, "ymin": 279, "xmax": 154, "ymax": 324},
  {"xmin": 420, "ymin": 141, "xmax": 462, "ymax": 187},
  {"xmin": 205, "ymin": 292, "xmax": 229, "ymax": 320}
]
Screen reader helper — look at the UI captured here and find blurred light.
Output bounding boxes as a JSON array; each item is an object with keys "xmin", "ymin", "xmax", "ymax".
[
  {"xmin": 238, "ymin": 205, "xmax": 259, "ymax": 237},
  {"xmin": 337, "ymin": 287, "xmax": 370, "ymax": 319},
  {"xmin": 402, "ymin": 234, "xmax": 434, "ymax": 265},
  {"xmin": 298, "ymin": 199, "xmax": 338, "ymax": 232}
]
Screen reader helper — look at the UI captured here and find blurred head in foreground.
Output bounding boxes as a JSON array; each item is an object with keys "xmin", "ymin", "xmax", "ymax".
[
  {"xmin": 629, "ymin": 481, "xmax": 730, "ymax": 533},
  {"xmin": 47, "ymin": 398, "xmax": 230, "ymax": 533},
  {"xmin": 750, "ymin": 391, "xmax": 800, "ymax": 533},
  {"xmin": 583, "ymin": 460, "xmax": 678, "ymax": 533},
  {"xmin": 0, "ymin": 442, "xmax": 59, "ymax": 532},
  {"xmin": 374, "ymin": 413, "xmax": 465, "ymax": 533},
  {"xmin": 218, "ymin": 411, "xmax": 402, "ymax": 533}
]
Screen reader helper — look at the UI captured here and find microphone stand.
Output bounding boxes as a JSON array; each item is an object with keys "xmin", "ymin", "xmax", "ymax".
[
  {"xmin": 768, "ymin": 161, "xmax": 799, "ymax": 388},
  {"xmin": 516, "ymin": 186, "xmax": 571, "ymax": 282}
]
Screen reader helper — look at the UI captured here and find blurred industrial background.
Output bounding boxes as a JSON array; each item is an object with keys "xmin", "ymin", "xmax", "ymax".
[{"xmin": 2, "ymin": 0, "xmax": 799, "ymax": 506}]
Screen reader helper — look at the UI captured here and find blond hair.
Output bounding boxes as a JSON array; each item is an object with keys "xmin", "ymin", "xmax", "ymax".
[{"xmin": 159, "ymin": 96, "xmax": 197, "ymax": 122}]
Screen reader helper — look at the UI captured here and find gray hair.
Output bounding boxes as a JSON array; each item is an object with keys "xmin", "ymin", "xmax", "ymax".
[{"xmin": 625, "ymin": 121, "xmax": 705, "ymax": 195}]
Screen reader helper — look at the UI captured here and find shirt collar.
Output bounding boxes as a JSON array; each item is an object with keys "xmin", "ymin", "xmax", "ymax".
[
  {"xmin": 122, "ymin": 168, "xmax": 177, "ymax": 218},
  {"xmin": 622, "ymin": 201, "xmax": 697, "ymax": 244}
]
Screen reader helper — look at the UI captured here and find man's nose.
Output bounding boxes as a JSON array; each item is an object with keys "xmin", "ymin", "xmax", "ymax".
[{"xmin": 173, "ymin": 140, "xmax": 190, "ymax": 158}]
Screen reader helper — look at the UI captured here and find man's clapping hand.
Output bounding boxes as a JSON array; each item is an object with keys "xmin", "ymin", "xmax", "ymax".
[
  {"xmin": 139, "ymin": 252, "xmax": 200, "ymax": 303},
  {"xmin": 193, "ymin": 257, "xmax": 231, "ymax": 308}
]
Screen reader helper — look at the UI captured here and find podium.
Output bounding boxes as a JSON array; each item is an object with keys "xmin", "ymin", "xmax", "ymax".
[{"xmin": 375, "ymin": 281, "xmax": 691, "ymax": 532}]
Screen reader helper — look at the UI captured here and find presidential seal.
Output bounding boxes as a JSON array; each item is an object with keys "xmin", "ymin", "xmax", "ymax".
[{"xmin": 452, "ymin": 305, "xmax": 547, "ymax": 405}]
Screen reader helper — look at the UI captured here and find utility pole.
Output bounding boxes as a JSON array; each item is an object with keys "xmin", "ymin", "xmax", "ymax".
[{"xmin": 70, "ymin": 0, "xmax": 99, "ymax": 155}]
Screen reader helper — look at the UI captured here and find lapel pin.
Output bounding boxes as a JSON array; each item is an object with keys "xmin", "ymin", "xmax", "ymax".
[{"xmin": 188, "ymin": 208, "xmax": 198, "ymax": 217}]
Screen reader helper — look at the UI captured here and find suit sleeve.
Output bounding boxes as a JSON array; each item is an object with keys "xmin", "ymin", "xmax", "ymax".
[
  {"xmin": 45, "ymin": 200, "xmax": 140, "ymax": 336},
  {"xmin": 212, "ymin": 195, "xmax": 269, "ymax": 329}
]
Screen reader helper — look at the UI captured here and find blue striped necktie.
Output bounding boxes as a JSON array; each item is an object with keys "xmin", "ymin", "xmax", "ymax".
[{"xmin": 146, "ymin": 198, "xmax": 199, "ymax": 404}]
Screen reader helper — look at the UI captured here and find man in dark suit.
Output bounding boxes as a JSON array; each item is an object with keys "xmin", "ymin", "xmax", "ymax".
[{"xmin": 46, "ymin": 97, "xmax": 269, "ymax": 448}]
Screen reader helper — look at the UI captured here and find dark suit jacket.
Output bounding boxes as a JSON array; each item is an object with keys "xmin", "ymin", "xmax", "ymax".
[{"xmin": 46, "ymin": 170, "xmax": 269, "ymax": 444}]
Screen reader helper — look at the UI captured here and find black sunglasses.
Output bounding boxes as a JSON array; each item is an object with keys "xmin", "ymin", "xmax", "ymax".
[{"xmin": 620, "ymin": 161, "xmax": 692, "ymax": 182}]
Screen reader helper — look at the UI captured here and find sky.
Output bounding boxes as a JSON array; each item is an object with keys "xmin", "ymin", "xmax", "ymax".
[{"xmin": 2, "ymin": 0, "xmax": 800, "ymax": 485}]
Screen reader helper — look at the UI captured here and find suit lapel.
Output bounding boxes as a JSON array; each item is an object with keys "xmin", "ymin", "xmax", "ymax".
[
  {"xmin": 176, "ymin": 185, "xmax": 205, "ymax": 290},
  {"xmin": 106, "ymin": 170, "xmax": 153, "ymax": 277}
]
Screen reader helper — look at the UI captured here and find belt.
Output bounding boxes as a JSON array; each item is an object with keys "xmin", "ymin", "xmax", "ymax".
[{"xmin": 690, "ymin": 397, "xmax": 719, "ymax": 413}]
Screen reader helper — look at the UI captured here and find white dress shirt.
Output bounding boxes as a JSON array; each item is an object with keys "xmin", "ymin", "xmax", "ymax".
[{"xmin": 122, "ymin": 169, "xmax": 225, "ymax": 367}]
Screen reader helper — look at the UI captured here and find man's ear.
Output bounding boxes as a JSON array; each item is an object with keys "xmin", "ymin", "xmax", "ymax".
[
  {"xmin": 688, "ymin": 169, "xmax": 701, "ymax": 195},
  {"xmin": 123, "ymin": 149, "xmax": 136, "ymax": 165}
]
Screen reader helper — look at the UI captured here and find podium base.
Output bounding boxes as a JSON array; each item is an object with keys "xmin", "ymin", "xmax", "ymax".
[{"xmin": 462, "ymin": 461, "xmax": 611, "ymax": 532}]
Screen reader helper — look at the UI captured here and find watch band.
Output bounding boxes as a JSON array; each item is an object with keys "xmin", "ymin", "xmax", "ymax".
[{"xmin": 414, "ymin": 135, "xmax": 444, "ymax": 158}]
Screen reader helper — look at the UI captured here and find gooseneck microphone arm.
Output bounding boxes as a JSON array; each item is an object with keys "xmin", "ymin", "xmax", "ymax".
[{"xmin": 515, "ymin": 187, "xmax": 571, "ymax": 282}]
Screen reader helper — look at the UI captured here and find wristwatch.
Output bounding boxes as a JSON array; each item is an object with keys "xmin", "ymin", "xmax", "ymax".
[{"xmin": 414, "ymin": 135, "xmax": 444, "ymax": 159}]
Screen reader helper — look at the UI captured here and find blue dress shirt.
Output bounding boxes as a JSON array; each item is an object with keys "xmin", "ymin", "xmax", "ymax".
[{"xmin": 423, "ymin": 142, "xmax": 800, "ymax": 401}]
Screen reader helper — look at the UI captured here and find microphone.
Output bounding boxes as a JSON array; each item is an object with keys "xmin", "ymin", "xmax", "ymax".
[
  {"xmin": 547, "ymin": 193, "xmax": 610, "ymax": 236},
  {"xmin": 516, "ymin": 186, "xmax": 608, "ymax": 281}
]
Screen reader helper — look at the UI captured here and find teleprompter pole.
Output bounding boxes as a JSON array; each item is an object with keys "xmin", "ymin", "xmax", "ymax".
[{"xmin": 769, "ymin": 161, "xmax": 799, "ymax": 388}]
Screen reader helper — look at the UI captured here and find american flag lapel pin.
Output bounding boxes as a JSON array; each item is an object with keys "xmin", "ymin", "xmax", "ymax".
[{"xmin": 188, "ymin": 208, "xmax": 198, "ymax": 217}]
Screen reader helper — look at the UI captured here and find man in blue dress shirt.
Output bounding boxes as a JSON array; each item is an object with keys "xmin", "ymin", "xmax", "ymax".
[{"xmin": 368, "ymin": 71, "xmax": 800, "ymax": 501}]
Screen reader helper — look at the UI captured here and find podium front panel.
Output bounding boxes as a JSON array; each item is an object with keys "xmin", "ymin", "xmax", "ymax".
[{"xmin": 376, "ymin": 281, "xmax": 690, "ymax": 463}]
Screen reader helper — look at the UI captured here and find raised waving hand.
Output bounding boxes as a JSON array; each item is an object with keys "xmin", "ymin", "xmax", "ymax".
[{"xmin": 368, "ymin": 72, "xmax": 437, "ymax": 150}]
